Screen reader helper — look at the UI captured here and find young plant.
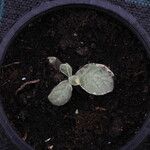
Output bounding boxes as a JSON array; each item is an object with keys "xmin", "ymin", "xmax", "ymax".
[{"xmin": 48, "ymin": 57, "xmax": 114, "ymax": 106}]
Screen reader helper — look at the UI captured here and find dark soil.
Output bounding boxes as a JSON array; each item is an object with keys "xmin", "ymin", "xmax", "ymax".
[{"xmin": 0, "ymin": 7, "xmax": 150, "ymax": 150}]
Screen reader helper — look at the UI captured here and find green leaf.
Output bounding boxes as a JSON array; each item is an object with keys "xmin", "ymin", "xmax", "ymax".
[
  {"xmin": 48, "ymin": 80, "xmax": 72, "ymax": 106},
  {"xmin": 76, "ymin": 63, "xmax": 114, "ymax": 95},
  {"xmin": 60, "ymin": 63, "xmax": 72, "ymax": 77}
]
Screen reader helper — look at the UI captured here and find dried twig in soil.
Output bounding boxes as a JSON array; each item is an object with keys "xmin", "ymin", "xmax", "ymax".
[
  {"xmin": 15, "ymin": 79, "xmax": 40, "ymax": 95},
  {"xmin": 0, "ymin": 62, "xmax": 20, "ymax": 68}
]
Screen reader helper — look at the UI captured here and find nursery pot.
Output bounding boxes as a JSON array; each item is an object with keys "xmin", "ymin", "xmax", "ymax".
[{"xmin": 0, "ymin": 0, "xmax": 150, "ymax": 150}]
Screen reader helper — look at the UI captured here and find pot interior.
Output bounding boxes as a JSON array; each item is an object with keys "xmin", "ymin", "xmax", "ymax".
[{"xmin": 0, "ymin": 5, "xmax": 150, "ymax": 150}]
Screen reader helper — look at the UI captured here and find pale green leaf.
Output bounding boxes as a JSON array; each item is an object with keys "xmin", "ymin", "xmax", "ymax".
[
  {"xmin": 60, "ymin": 63, "xmax": 72, "ymax": 77},
  {"xmin": 76, "ymin": 63, "xmax": 114, "ymax": 95},
  {"xmin": 48, "ymin": 80, "xmax": 72, "ymax": 106}
]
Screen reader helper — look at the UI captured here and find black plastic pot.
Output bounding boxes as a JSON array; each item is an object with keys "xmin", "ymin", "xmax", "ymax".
[{"xmin": 0, "ymin": 0, "xmax": 150, "ymax": 150}]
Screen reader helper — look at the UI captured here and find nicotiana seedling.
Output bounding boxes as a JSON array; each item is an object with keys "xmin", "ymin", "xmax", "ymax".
[{"xmin": 47, "ymin": 57, "xmax": 114, "ymax": 106}]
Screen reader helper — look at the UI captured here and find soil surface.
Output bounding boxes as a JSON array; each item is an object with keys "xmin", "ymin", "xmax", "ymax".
[{"xmin": 0, "ymin": 7, "xmax": 150, "ymax": 150}]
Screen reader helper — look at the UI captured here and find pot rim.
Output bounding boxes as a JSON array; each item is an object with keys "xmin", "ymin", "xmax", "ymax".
[{"xmin": 0, "ymin": 0, "xmax": 150, "ymax": 150}]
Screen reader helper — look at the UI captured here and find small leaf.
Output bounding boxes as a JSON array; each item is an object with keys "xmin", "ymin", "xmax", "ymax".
[
  {"xmin": 48, "ymin": 56, "xmax": 57, "ymax": 64},
  {"xmin": 47, "ymin": 56, "xmax": 62, "ymax": 70},
  {"xmin": 76, "ymin": 63, "xmax": 114, "ymax": 95},
  {"xmin": 60, "ymin": 63, "xmax": 72, "ymax": 77},
  {"xmin": 48, "ymin": 80, "xmax": 72, "ymax": 106},
  {"xmin": 69, "ymin": 75, "xmax": 80, "ymax": 86}
]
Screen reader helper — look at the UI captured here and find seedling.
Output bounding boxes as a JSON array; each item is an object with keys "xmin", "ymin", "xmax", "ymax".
[{"xmin": 48, "ymin": 57, "xmax": 114, "ymax": 106}]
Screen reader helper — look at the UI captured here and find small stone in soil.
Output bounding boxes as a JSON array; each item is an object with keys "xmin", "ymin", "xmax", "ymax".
[
  {"xmin": 73, "ymin": 33, "xmax": 78, "ymax": 37},
  {"xmin": 75, "ymin": 109, "xmax": 79, "ymax": 114},
  {"xmin": 45, "ymin": 138, "xmax": 51, "ymax": 142},
  {"xmin": 22, "ymin": 77, "xmax": 26, "ymax": 81},
  {"xmin": 48, "ymin": 145, "xmax": 53, "ymax": 150},
  {"xmin": 80, "ymin": 41, "xmax": 84, "ymax": 45}
]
